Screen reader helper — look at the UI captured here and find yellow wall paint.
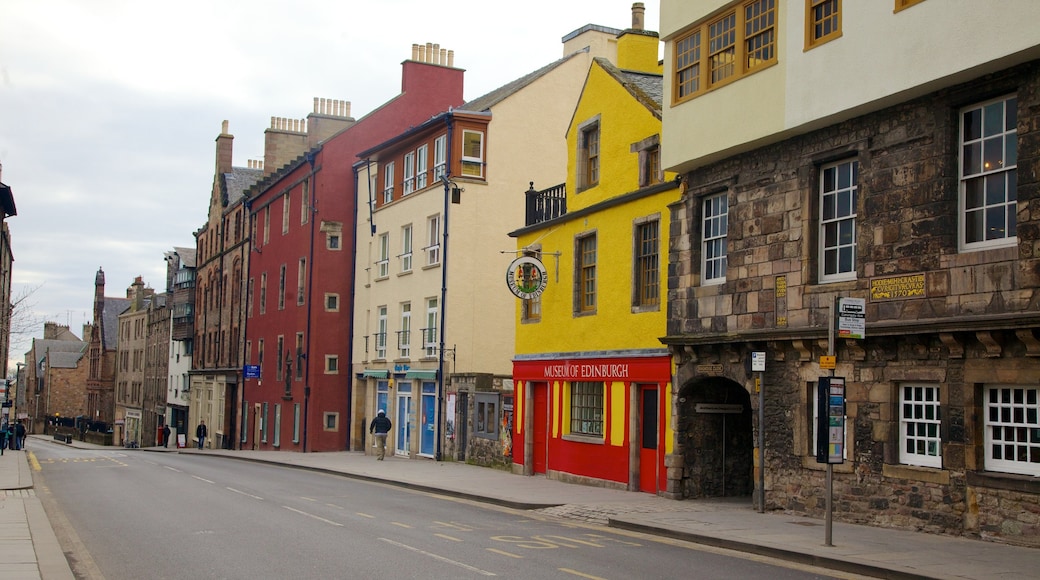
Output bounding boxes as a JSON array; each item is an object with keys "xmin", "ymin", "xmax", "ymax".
[
  {"xmin": 664, "ymin": 382, "xmax": 673, "ymax": 455},
  {"xmin": 617, "ymin": 32, "xmax": 662, "ymax": 74},
  {"xmin": 553, "ymin": 381, "xmax": 562, "ymax": 438},
  {"xmin": 610, "ymin": 382, "xmax": 625, "ymax": 446},
  {"xmin": 515, "ymin": 382, "xmax": 524, "ymax": 435}
]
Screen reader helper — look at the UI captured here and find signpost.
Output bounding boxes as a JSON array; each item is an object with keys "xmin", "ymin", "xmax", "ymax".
[{"xmin": 752, "ymin": 351, "xmax": 765, "ymax": 513}]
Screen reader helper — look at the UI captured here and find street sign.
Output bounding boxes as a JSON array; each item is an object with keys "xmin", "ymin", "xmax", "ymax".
[
  {"xmin": 243, "ymin": 365, "xmax": 260, "ymax": 379},
  {"xmin": 820, "ymin": 355, "xmax": 836, "ymax": 369},
  {"xmin": 838, "ymin": 297, "xmax": 865, "ymax": 339},
  {"xmin": 751, "ymin": 351, "xmax": 766, "ymax": 372}
]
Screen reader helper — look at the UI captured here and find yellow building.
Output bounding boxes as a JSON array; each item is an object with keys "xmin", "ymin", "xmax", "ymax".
[{"xmin": 509, "ymin": 15, "xmax": 681, "ymax": 494}]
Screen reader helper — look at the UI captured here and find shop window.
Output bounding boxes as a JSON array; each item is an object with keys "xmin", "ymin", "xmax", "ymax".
[{"xmin": 570, "ymin": 381, "xmax": 604, "ymax": 437}]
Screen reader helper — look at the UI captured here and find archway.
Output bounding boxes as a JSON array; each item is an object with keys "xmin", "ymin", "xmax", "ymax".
[{"xmin": 677, "ymin": 376, "xmax": 754, "ymax": 499}]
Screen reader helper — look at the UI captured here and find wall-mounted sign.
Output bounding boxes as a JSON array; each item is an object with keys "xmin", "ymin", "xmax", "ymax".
[
  {"xmin": 243, "ymin": 365, "xmax": 260, "ymax": 379},
  {"xmin": 506, "ymin": 256, "xmax": 548, "ymax": 299},
  {"xmin": 837, "ymin": 297, "xmax": 865, "ymax": 339},
  {"xmin": 870, "ymin": 274, "xmax": 925, "ymax": 301},
  {"xmin": 695, "ymin": 403, "xmax": 744, "ymax": 414}
]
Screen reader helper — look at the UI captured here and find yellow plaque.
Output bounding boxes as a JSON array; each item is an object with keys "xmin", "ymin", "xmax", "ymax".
[{"xmin": 820, "ymin": 355, "xmax": 836, "ymax": 370}]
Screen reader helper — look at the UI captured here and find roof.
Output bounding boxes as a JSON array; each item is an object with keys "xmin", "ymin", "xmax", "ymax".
[
  {"xmin": 49, "ymin": 347, "xmax": 87, "ymax": 369},
  {"xmin": 101, "ymin": 297, "xmax": 131, "ymax": 350},
  {"xmin": 171, "ymin": 246, "xmax": 196, "ymax": 268},
  {"xmin": 32, "ymin": 338, "xmax": 86, "ymax": 367},
  {"xmin": 460, "ymin": 48, "xmax": 592, "ymax": 113},
  {"xmin": 0, "ymin": 182, "xmax": 15, "ymax": 217},
  {"xmin": 220, "ymin": 166, "xmax": 264, "ymax": 211},
  {"xmin": 595, "ymin": 57, "xmax": 663, "ymax": 119}
]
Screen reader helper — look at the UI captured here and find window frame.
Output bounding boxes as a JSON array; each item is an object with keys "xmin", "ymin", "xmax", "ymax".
[
  {"xmin": 474, "ymin": 392, "xmax": 499, "ymax": 440},
  {"xmin": 673, "ymin": 0, "xmax": 778, "ymax": 104},
  {"xmin": 570, "ymin": 381, "xmax": 604, "ymax": 437},
  {"xmin": 424, "ymin": 298, "xmax": 438, "ymax": 358},
  {"xmin": 894, "ymin": 0, "xmax": 925, "ymax": 12},
  {"xmin": 416, "ymin": 144, "xmax": 429, "ymax": 190},
  {"xmin": 400, "ymin": 224, "xmax": 413, "ymax": 273},
  {"xmin": 425, "ymin": 214, "xmax": 441, "ymax": 266},
  {"xmin": 433, "ymin": 135, "xmax": 447, "ymax": 181},
  {"xmin": 633, "ymin": 216, "xmax": 661, "ymax": 310},
  {"xmin": 282, "ymin": 192, "xmax": 290, "ymax": 234},
  {"xmin": 577, "ymin": 117, "xmax": 601, "ymax": 192},
  {"xmin": 377, "ymin": 233, "xmax": 390, "ymax": 279},
  {"xmin": 403, "ymin": 151, "xmax": 416, "ymax": 195},
  {"xmin": 383, "ymin": 161, "xmax": 395, "ymax": 204},
  {"xmin": 819, "ymin": 158, "xmax": 859, "ymax": 283},
  {"xmin": 461, "ymin": 130, "xmax": 485, "ymax": 178},
  {"xmin": 575, "ymin": 233, "xmax": 597, "ymax": 315},
  {"xmin": 399, "ymin": 302, "xmax": 411, "ymax": 359},
  {"xmin": 984, "ymin": 385, "xmax": 1040, "ymax": 477},
  {"xmin": 805, "ymin": 0, "xmax": 841, "ymax": 50},
  {"xmin": 325, "ymin": 355, "xmax": 339, "ymax": 374},
  {"xmin": 297, "ymin": 258, "xmax": 306, "ymax": 306},
  {"xmin": 702, "ymin": 193, "xmax": 729, "ymax": 286},
  {"xmin": 375, "ymin": 306, "xmax": 388, "ymax": 360},
  {"xmin": 899, "ymin": 383, "xmax": 942, "ymax": 468},
  {"xmin": 958, "ymin": 94, "xmax": 1018, "ymax": 252}
]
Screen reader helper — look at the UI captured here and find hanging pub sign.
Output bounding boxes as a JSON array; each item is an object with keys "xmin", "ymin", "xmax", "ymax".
[{"xmin": 506, "ymin": 256, "xmax": 548, "ymax": 299}]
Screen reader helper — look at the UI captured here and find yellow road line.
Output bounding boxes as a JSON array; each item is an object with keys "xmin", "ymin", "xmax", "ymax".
[
  {"xmin": 485, "ymin": 548, "xmax": 522, "ymax": 559},
  {"xmin": 28, "ymin": 451, "xmax": 41, "ymax": 471},
  {"xmin": 559, "ymin": 568, "xmax": 606, "ymax": 579},
  {"xmin": 434, "ymin": 533, "xmax": 463, "ymax": 542}
]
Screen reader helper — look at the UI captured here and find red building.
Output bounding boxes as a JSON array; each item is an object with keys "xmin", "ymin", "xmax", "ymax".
[{"xmin": 243, "ymin": 43, "xmax": 464, "ymax": 452}]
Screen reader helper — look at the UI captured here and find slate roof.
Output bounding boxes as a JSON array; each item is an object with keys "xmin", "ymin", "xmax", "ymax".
[
  {"xmin": 32, "ymin": 338, "xmax": 86, "ymax": 368},
  {"xmin": 101, "ymin": 297, "xmax": 130, "ymax": 350},
  {"xmin": 171, "ymin": 246, "xmax": 196, "ymax": 268},
  {"xmin": 594, "ymin": 57, "xmax": 663, "ymax": 119},
  {"xmin": 221, "ymin": 166, "xmax": 264, "ymax": 211}
]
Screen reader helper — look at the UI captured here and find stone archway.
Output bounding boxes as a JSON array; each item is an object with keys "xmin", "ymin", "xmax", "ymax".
[{"xmin": 677, "ymin": 376, "xmax": 754, "ymax": 499}]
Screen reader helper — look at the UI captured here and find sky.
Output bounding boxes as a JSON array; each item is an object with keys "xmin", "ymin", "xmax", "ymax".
[{"xmin": 0, "ymin": 0, "xmax": 661, "ymax": 369}]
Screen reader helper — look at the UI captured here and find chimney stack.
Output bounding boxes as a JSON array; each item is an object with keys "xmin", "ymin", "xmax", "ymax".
[{"xmin": 631, "ymin": 2, "xmax": 645, "ymax": 31}]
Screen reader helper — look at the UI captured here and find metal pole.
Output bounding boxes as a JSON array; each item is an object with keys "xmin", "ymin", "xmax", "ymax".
[
  {"xmin": 757, "ymin": 370, "xmax": 764, "ymax": 513},
  {"xmin": 825, "ymin": 296, "xmax": 835, "ymax": 547}
]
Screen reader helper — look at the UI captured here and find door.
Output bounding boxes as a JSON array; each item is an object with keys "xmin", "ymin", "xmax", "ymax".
[
  {"xmin": 419, "ymin": 381, "xmax": 436, "ymax": 457},
  {"xmin": 533, "ymin": 382, "xmax": 548, "ymax": 474},
  {"xmin": 252, "ymin": 404, "xmax": 261, "ymax": 450},
  {"xmin": 639, "ymin": 386, "xmax": 660, "ymax": 493},
  {"xmin": 395, "ymin": 383, "xmax": 412, "ymax": 456},
  {"xmin": 456, "ymin": 391, "xmax": 469, "ymax": 460}
]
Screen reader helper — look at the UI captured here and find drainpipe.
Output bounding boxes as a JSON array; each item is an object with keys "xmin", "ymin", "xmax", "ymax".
[{"xmin": 302, "ymin": 150, "xmax": 318, "ymax": 452}]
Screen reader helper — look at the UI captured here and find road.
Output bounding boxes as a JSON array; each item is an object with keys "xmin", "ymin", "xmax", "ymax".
[{"xmin": 30, "ymin": 444, "xmax": 855, "ymax": 580}]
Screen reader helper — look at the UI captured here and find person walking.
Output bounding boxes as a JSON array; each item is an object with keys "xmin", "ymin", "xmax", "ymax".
[
  {"xmin": 15, "ymin": 420, "xmax": 26, "ymax": 451},
  {"xmin": 162, "ymin": 424, "xmax": 171, "ymax": 448},
  {"xmin": 369, "ymin": 410, "xmax": 392, "ymax": 460},
  {"xmin": 195, "ymin": 420, "xmax": 207, "ymax": 450}
]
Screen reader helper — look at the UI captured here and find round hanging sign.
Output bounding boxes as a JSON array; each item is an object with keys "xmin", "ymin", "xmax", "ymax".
[{"xmin": 506, "ymin": 256, "xmax": 548, "ymax": 300}]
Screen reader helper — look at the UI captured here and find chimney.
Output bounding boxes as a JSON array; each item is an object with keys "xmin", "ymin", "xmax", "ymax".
[
  {"xmin": 631, "ymin": 2, "xmax": 645, "ymax": 31},
  {"xmin": 215, "ymin": 120, "xmax": 233, "ymax": 178}
]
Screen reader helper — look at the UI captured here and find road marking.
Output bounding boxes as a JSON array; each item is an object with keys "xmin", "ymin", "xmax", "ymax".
[
  {"xmin": 433, "ymin": 521, "xmax": 473, "ymax": 531},
  {"xmin": 379, "ymin": 538, "xmax": 495, "ymax": 576},
  {"xmin": 325, "ymin": 503, "xmax": 344, "ymax": 509},
  {"xmin": 434, "ymin": 533, "xmax": 463, "ymax": 542},
  {"xmin": 559, "ymin": 568, "xmax": 605, "ymax": 579},
  {"xmin": 28, "ymin": 451, "xmax": 41, "ymax": 471},
  {"xmin": 391, "ymin": 521, "xmax": 412, "ymax": 528},
  {"xmin": 192, "ymin": 476, "xmax": 215, "ymax": 484},
  {"xmin": 357, "ymin": 512, "xmax": 375, "ymax": 519},
  {"xmin": 301, "ymin": 496, "xmax": 316, "ymax": 502},
  {"xmin": 164, "ymin": 466, "xmax": 182, "ymax": 472},
  {"xmin": 486, "ymin": 548, "xmax": 523, "ymax": 559},
  {"xmin": 283, "ymin": 506, "xmax": 343, "ymax": 527},
  {"xmin": 227, "ymin": 487, "xmax": 263, "ymax": 500}
]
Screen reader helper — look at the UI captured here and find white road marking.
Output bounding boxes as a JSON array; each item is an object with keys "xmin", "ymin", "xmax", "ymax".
[
  {"xmin": 163, "ymin": 466, "xmax": 182, "ymax": 472},
  {"xmin": 380, "ymin": 538, "xmax": 496, "ymax": 576},
  {"xmin": 227, "ymin": 487, "xmax": 263, "ymax": 500},
  {"xmin": 282, "ymin": 506, "xmax": 344, "ymax": 527},
  {"xmin": 192, "ymin": 476, "xmax": 215, "ymax": 484}
]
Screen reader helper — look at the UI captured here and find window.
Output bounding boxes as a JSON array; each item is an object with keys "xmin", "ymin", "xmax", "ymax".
[
  {"xmin": 300, "ymin": 180, "xmax": 309, "ymax": 225},
  {"xmin": 578, "ymin": 120, "xmax": 600, "ymax": 191},
  {"xmin": 261, "ymin": 402, "xmax": 268, "ymax": 443},
  {"xmin": 400, "ymin": 224, "xmax": 413, "ymax": 273},
  {"xmin": 819, "ymin": 159, "xmax": 858, "ymax": 282},
  {"xmin": 259, "ymin": 273, "xmax": 267, "ymax": 314},
  {"xmin": 645, "ymin": 147, "xmax": 661, "ymax": 186},
  {"xmin": 960, "ymin": 95, "xmax": 1017, "ymax": 251},
  {"xmin": 273, "ymin": 404, "xmax": 281, "ymax": 447},
  {"xmin": 900, "ymin": 384, "xmax": 942, "ymax": 468},
  {"xmin": 276, "ymin": 335, "xmax": 284, "ymax": 381},
  {"xmin": 474, "ymin": 393, "xmax": 498, "ymax": 439},
  {"xmin": 297, "ymin": 258, "xmax": 306, "ymax": 306},
  {"xmin": 461, "ymin": 130, "xmax": 484, "ymax": 177},
  {"xmin": 424, "ymin": 298, "xmax": 438, "ymax": 358},
  {"xmin": 376, "ymin": 306, "xmax": 387, "ymax": 359},
  {"xmin": 522, "ymin": 250, "xmax": 542, "ymax": 323},
  {"xmin": 377, "ymin": 233, "xmax": 390, "ymax": 278},
  {"xmin": 984, "ymin": 386, "xmax": 1039, "ymax": 476},
  {"xmin": 282, "ymin": 192, "xmax": 290, "ymax": 234},
  {"xmin": 403, "ymin": 151, "xmax": 415, "ymax": 195},
  {"xmin": 278, "ymin": 264, "xmax": 286, "ymax": 310},
  {"xmin": 416, "ymin": 144, "xmax": 429, "ymax": 189},
  {"xmin": 327, "ymin": 233, "xmax": 340, "ymax": 250},
  {"xmin": 570, "ymin": 382, "xmax": 603, "ymax": 436},
  {"xmin": 426, "ymin": 214, "xmax": 441, "ymax": 266},
  {"xmin": 295, "ymin": 333, "xmax": 304, "ymax": 379},
  {"xmin": 399, "ymin": 302, "xmax": 411, "ymax": 359},
  {"xmin": 325, "ymin": 293, "xmax": 339, "ymax": 312},
  {"xmin": 805, "ymin": 0, "xmax": 841, "ymax": 49},
  {"xmin": 673, "ymin": 0, "xmax": 776, "ymax": 103},
  {"xmin": 325, "ymin": 355, "xmax": 339, "ymax": 374},
  {"xmin": 383, "ymin": 161, "xmax": 395, "ymax": 204},
  {"xmin": 703, "ymin": 193, "xmax": 729, "ymax": 285},
  {"xmin": 293, "ymin": 403, "xmax": 301, "ymax": 444},
  {"xmin": 433, "ymin": 135, "xmax": 447, "ymax": 181},
  {"xmin": 324, "ymin": 412, "xmax": 339, "ymax": 431},
  {"xmin": 263, "ymin": 207, "xmax": 270, "ymax": 245},
  {"xmin": 634, "ymin": 218, "xmax": 660, "ymax": 307},
  {"xmin": 894, "ymin": 0, "xmax": 925, "ymax": 12},
  {"xmin": 577, "ymin": 234, "xmax": 597, "ymax": 313}
]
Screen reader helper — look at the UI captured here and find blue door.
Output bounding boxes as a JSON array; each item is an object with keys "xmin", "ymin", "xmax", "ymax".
[{"xmin": 420, "ymin": 381, "xmax": 437, "ymax": 457}]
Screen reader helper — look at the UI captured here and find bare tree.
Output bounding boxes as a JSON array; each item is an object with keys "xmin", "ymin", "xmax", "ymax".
[{"xmin": 8, "ymin": 283, "xmax": 44, "ymax": 360}]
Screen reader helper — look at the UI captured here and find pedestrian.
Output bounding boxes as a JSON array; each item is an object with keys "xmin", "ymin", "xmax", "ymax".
[
  {"xmin": 162, "ymin": 424, "xmax": 171, "ymax": 448},
  {"xmin": 196, "ymin": 420, "xmax": 207, "ymax": 450},
  {"xmin": 369, "ymin": 409, "xmax": 392, "ymax": 460},
  {"xmin": 15, "ymin": 420, "xmax": 26, "ymax": 451}
]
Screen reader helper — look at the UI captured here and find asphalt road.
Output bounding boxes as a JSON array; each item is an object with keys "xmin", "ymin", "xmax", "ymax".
[{"xmin": 31, "ymin": 444, "xmax": 852, "ymax": 580}]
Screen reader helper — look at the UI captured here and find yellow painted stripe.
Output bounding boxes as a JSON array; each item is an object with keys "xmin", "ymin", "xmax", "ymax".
[
  {"xmin": 559, "ymin": 568, "xmax": 606, "ymax": 579},
  {"xmin": 486, "ymin": 548, "xmax": 523, "ymax": 559}
]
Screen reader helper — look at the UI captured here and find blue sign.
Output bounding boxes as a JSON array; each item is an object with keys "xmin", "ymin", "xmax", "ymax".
[{"xmin": 243, "ymin": 365, "xmax": 260, "ymax": 379}]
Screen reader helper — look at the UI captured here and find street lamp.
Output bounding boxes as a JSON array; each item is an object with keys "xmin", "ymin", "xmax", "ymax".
[{"xmin": 437, "ymin": 175, "xmax": 462, "ymax": 462}]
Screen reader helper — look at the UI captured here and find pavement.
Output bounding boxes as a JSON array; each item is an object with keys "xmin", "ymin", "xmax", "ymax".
[{"xmin": 2, "ymin": 435, "xmax": 1037, "ymax": 580}]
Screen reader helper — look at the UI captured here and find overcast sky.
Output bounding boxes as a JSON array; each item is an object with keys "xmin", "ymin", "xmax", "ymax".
[{"xmin": 0, "ymin": 0, "xmax": 660, "ymax": 368}]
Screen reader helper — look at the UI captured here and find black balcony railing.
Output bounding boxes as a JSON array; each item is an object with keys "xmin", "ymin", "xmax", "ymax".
[{"xmin": 525, "ymin": 182, "xmax": 567, "ymax": 226}]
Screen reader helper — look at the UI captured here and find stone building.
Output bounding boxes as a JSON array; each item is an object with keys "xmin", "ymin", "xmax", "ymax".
[
  {"xmin": 114, "ymin": 276, "xmax": 155, "ymax": 446},
  {"xmin": 25, "ymin": 323, "xmax": 86, "ymax": 431},
  {"xmin": 85, "ymin": 268, "xmax": 130, "ymax": 430},
  {"xmin": 659, "ymin": 1, "xmax": 1040, "ymax": 545}
]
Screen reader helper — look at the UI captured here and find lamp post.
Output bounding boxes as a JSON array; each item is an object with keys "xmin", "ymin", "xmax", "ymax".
[{"xmin": 437, "ymin": 175, "xmax": 462, "ymax": 461}]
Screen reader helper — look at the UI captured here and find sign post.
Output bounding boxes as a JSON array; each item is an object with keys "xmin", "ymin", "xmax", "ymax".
[{"xmin": 751, "ymin": 351, "xmax": 766, "ymax": 513}]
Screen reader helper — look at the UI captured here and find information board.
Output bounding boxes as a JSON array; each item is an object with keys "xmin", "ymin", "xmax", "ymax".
[{"xmin": 816, "ymin": 376, "xmax": 846, "ymax": 464}]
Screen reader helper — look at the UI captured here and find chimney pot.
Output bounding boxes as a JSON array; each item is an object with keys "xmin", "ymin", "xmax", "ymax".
[
  {"xmin": 631, "ymin": 2, "xmax": 645, "ymax": 31},
  {"xmin": 447, "ymin": 50, "xmax": 454, "ymax": 67}
]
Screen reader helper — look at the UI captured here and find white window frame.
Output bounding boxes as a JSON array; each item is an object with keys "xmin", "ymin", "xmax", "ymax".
[
  {"xmin": 377, "ymin": 233, "xmax": 390, "ymax": 278},
  {"xmin": 425, "ymin": 298, "xmax": 438, "ymax": 358},
  {"xmin": 702, "ymin": 193, "xmax": 728, "ymax": 285},
  {"xmin": 400, "ymin": 224, "xmax": 413, "ymax": 273},
  {"xmin": 461, "ymin": 130, "xmax": 484, "ymax": 178},
  {"xmin": 383, "ymin": 161, "xmax": 395, "ymax": 204},
  {"xmin": 416, "ymin": 144, "xmax": 429, "ymax": 190},
  {"xmin": 959, "ymin": 94, "xmax": 1018, "ymax": 251},
  {"xmin": 899, "ymin": 383, "xmax": 942, "ymax": 468},
  {"xmin": 399, "ymin": 302, "xmax": 411, "ymax": 359},
  {"xmin": 426, "ymin": 214, "xmax": 441, "ymax": 266},
  {"xmin": 376, "ymin": 306, "xmax": 388, "ymax": 360},
  {"xmin": 433, "ymin": 135, "xmax": 447, "ymax": 180},
  {"xmin": 819, "ymin": 158, "xmax": 858, "ymax": 282},
  {"xmin": 282, "ymin": 192, "xmax": 290, "ymax": 234},
  {"xmin": 984, "ymin": 385, "xmax": 1040, "ymax": 476},
  {"xmin": 403, "ymin": 151, "xmax": 416, "ymax": 195}
]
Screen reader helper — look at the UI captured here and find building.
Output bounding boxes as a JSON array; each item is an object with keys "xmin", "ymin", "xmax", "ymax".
[
  {"xmin": 508, "ymin": 5, "xmax": 678, "ymax": 491},
  {"xmin": 114, "ymin": 276, "xmax": 155, "ymax": 447},
  {"xmin": 660, "ymin": 0, "xmax": 1040, "ymax": 544},
  {"xmin": 164, "ymin": 247, "xmax": 195, "ymax": 446},
  {"xmin": 144, "ymin": 286, "xmax": 170, "ymax": 446},
  {"xmin": 243, "ymin": 44, "xmax": 464, "ymax": 453},
  {"xmin": 0, "ymin": 161, "xmax": 16, "ymax": 394},
  {"xmin": 192, "ymin": 122, "xmax": 264, "ymax": 450},
  {"xmin": 24, "ymin": 323, "xmax": 86, "ymax": 432},
  {"xmin": 85, "ymin": 268, "xmax": 130, "ymax": 435}
]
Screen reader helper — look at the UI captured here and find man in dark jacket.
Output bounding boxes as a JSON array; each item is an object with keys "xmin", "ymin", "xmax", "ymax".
[
  {"xmin": 369, "ymin": 410, "xmax": 392, "ymax": 460},
  {"xmin": 196, "ymin": 420, "xmax": 207, "ymax": 449}
]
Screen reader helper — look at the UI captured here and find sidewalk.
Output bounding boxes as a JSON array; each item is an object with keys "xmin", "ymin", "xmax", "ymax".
[{"xmin": 5, "ymin": 435, "xmax": 1038, "ymax": 580}]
